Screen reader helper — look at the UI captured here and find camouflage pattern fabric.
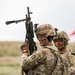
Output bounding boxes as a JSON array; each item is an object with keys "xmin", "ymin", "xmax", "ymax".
[
  {"xmin": 21, "ymin": 46, "xmax": 67, "ymax": 75},
  {"xmin": 35, "ymin": 24, "xmax": 57, "ymax": 37},
  {"xmin": 58, "ymin": 49, "xmax": 75, "ymax": 75},
  {"xmin": 67, "ymin": 50, "xmax": 75, "ymax": 75},
  {"xmin": 54, "ymin": 31, "xmax": 70, "ymax": 41}
]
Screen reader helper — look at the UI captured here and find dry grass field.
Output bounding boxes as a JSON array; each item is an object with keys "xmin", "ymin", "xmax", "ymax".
[
  {"xmin": 0, "ymin": 42, "xmax": 22, "ymax": 75},
  {"xmin": 0, "ymin": 41, "xmax": 75, "ymax": 75}
]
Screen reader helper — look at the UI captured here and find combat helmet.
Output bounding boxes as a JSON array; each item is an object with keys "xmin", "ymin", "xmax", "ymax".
[
  {"xmin": 54, "ymin": 31, "xmax": 70, "ymax": 45},
  {"xmin": 35, "ymin": 24, "xmax": 58, "ymax": 41},
  {"xmin": 35, "ymin": 24, "xmax": 57, "ymax": 36}
]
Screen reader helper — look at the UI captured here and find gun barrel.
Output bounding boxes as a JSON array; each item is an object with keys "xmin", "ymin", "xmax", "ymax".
[
  {"xmin": 6, "ymin": 21, "xmax": 15, "ymax": 25},
  {"xmin": 5, "ymin": 19, "xmax": 26, "ymax": 25}
]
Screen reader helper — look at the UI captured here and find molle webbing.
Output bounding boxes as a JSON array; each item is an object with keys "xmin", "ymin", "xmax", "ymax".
[
  {"xmin": 44, "ymin": 47, "xmax": 58, "ymax": 74},
  {"xmin": 44, "ymin": 47, "xmax": 65, "ymax": 75}
]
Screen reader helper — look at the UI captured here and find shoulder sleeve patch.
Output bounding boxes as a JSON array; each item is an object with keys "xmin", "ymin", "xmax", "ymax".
[{"xmin": 31, "ymin": 54, "xmax": 36, "ymax": 59}]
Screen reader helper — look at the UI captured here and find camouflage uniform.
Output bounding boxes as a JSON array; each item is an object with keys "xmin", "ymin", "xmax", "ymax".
[
  {"xmin": 53, "ymin": 31, "xmax": 75, "ymax": 75},
  {"xmin": 21, "ymin": 24, "xmax": 67, "ymax": 75},
  {"xmin": 59, "ymin": 49, "xmax": 75, "ymax": 75},
  {"xmin": 21, "ymin": 45, "xmax": 67, "ymax": 75}
]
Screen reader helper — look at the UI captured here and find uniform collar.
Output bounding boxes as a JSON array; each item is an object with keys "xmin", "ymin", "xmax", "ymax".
[
  {"xmin": 43, "ymin": 45, "xmax": 56, "ymax": 50},
  {"xmin": 59, "ymin": 49, "xmax": 69, "ymax": 54}
]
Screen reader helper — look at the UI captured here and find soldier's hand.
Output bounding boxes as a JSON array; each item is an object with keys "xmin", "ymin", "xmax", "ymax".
[
  {"xmin": 20, "ymin": 42, "xmax": 29, "ymax": 58},
  {"xmin": 20, "ymin": 42, "xmax": 29, "ymax": 52}
]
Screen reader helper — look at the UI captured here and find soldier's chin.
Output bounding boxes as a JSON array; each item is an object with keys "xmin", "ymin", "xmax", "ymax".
[
  {"xmin": 40, "ymin": 43, "xmax": 47, "ymax": 46},
  {"xmin": 40, "ymin": 43, "xmax": 44, "ymax": 46},
  {"xmin": 58, "ymin": 47, "xmax": 64, "ymax": 50}
]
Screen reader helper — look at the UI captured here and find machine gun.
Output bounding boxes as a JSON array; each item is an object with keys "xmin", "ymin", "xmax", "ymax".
[{"xmin": 5, "ymin": 7, "xmax": 38, "ymax": 75}]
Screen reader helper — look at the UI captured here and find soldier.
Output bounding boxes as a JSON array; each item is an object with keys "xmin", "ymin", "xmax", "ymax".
[
  {"xmin": 20, "ymin": 24, "xmax": 67, "ymax": 75},
  {"xmin": 53, "ymin": 31, "xmax": 75, "ymax": 75}
]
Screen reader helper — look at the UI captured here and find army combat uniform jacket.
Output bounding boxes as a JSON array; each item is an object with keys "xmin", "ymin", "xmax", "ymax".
[
  {"xmin": 21, "ymin": 45, "xmax": 67, "ymax": 75},
  {"xmin": 58, "ymin": 49, "xmax": 75, "ymax": 75}
]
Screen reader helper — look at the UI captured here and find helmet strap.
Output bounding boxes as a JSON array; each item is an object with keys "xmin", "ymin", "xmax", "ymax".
[
  {"xmin": 47, "ymin": 36, "xmax": 54, "ymax": 42},
  {"xmin": 63, "ymin": 39, "xmax": 68, "ymax": 46}
]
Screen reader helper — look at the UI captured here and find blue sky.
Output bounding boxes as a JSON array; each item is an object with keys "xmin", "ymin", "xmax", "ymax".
[{"xmin": 0, "ymin": 0, "xmax": 75, "ymax": 42}]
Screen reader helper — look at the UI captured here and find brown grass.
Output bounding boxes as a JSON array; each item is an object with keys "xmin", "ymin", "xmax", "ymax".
[
  {"xmin": 0, "ymin": 41, "xmax": 22, "ymax": 57},
  {"xmin": 68, "ymin": 42, "xmax": 75, "ymax": 51},
  {"xmin": 0, "ymin": 41, "xmax": 75, "ymax": 57}
]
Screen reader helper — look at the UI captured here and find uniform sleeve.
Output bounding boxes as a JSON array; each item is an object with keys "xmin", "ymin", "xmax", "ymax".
[
  {"xmin": 68, "ymin": 67, "xmax": 75, "ymax": 75},
  {"xmin": 68, "ymin": 53, "xmax": 75, "ymax": 75},
  {"xmin": 21, "ymin": 49, "xmax": 47, "ymax": 70}
]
